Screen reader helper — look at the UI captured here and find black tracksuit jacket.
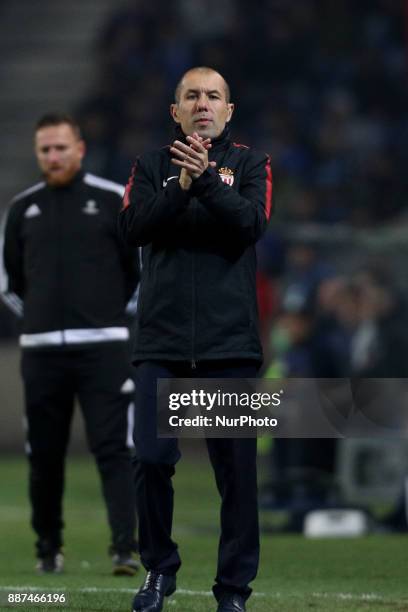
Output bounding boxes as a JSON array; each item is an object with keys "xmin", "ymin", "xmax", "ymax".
[
  {"xmin": 119, "ymin": 126, "xmax": 273, "ymax": 365},
  {"xmin": 1, "ymin": 170, "xmax": 139, "ymax": 348}
]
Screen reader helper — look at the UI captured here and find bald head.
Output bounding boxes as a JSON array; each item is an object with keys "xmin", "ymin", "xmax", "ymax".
[{"xmin": 174, "ymin": 67, "xmax": 230, "ymax": 104}]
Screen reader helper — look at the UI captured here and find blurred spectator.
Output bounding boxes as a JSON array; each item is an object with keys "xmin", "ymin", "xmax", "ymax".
[
  {"xmin": 350, "ymin": 266, "xmax": 408, "ymax": 377},
  {"xmin": 281, "ymin": 238, "xmax": 334, "ymax": 313}
]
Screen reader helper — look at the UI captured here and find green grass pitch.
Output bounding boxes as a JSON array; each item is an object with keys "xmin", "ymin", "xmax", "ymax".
[{"xmin": 0, "ymin": 451, "xmax": 407, "ymax": 611}]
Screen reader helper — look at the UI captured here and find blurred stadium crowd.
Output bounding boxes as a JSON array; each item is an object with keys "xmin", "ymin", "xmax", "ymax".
[
  {"xmin": 78, "ymin": 0, "xmax": 407, "ymax": 225},
  {"xmin": 73, "ymin": 0, "xmax": 408, "ymax": 519},
  {"xmin": 58, "ymin": 0, "xmax": 408, "ymax": 382},
  {"xmin": 0, "ymin": 0, "xmax": 407, "ymax": 531},
  {"xmin": 3, "ymin": 0, "xmax": 408, "ymax": 382}
]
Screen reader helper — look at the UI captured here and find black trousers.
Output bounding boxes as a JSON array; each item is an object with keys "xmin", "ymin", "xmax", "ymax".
[
  {"xmin": 21, "ymin": 343, "xmax": 136, "ymax": 557},
  {"xmin": 133, "ymin": 360, "xmax": 259, "ymax": 602}
]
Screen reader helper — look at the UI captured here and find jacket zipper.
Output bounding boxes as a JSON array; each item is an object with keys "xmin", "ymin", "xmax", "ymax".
[
  {"xmin": 191, "ymin": 249, "xmax": 196, "ymax": 369},
  {"xmin": 55, "ymin": 189, "xmax": 65, "ymax": 344},
  {"xmin": 191, "ymin": 203, "xmax": 197, "ymax": 369}
]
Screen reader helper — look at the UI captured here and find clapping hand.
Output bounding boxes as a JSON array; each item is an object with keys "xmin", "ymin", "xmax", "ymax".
[{"xmin": 170, "ymin": 132, "xmax": 216, "ymax": 190}]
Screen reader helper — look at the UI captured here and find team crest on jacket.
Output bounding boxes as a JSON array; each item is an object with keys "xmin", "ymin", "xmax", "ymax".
[{"xmin": 218, "ymin": 167, "xmax": 234, "ymax": 186}]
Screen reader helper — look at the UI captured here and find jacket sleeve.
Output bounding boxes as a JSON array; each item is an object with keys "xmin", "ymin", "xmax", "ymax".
[
  {"xmin": 121, "ymin": 243, "xmax": 141, "ymax": 316},
  {"xmin": 106, "ymin": 189, "xmax": 140, "ymax": 316},
  {"xmin": 191, "ymin": 152, "xmax": 273, "ymax": 245},
  {"xmin": 0, "ymin": 203, "xmax": 24, "ymax": 316},
  {"xmin": 119, "ymin": 155, "xmax": 190, "ymax": 246}
]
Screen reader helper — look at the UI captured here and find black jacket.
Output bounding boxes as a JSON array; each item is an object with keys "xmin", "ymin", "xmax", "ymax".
[
  {"xmin": 1, "ymin": 170, "xmax": 139, "ymax": 349},
  {"xmin": 119, "ymin": 126, "xmax": 272, "ymax": 364}
]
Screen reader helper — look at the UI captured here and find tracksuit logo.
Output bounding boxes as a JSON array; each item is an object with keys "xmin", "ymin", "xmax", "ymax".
[{"xmin": 24, "ymin": 204, "xmax": 41, "ymax": 218}]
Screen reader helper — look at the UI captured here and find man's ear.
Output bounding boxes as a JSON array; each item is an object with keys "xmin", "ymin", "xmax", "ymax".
[
  {"xmin": 78, "ymin": 139, "xmax": 86, "ymax": 160},
  {"xmin": 226, "ymin": 103, "xmax": 235, "ymax": 123},
  {"xmin": 170, "ymin": 103, "xmax": 180, "ymax": 124}
]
